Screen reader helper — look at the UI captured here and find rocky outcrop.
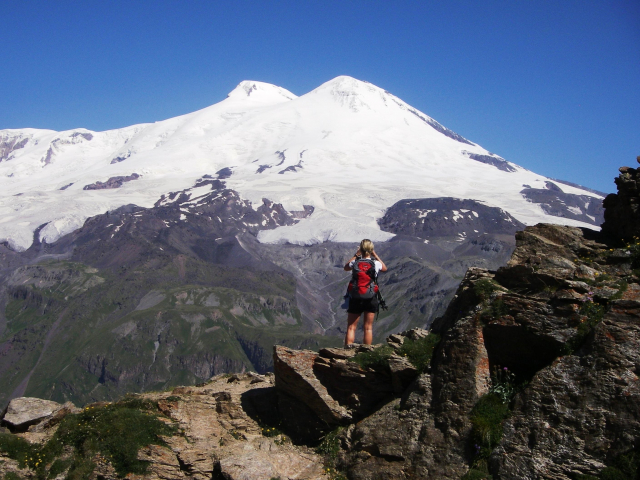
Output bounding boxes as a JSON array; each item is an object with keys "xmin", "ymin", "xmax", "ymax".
[
  {"xmin": 83, "ymin": 173, "xmax": 140, "ymax": 190},
  {"xmin": 491, "ymin": 296, "xmax": 640, "ymax": 477},
  {"xmin": 273, "ymin": 345, "xmax": 352, "ymax": 439},
  {"xmin": 520, "ymin": 183, "xmax": 605, "ymax": 227},
  {"xmin": 378, "ymin": 197, "xmax": 524, "ymax": 239},
  {"xmin": 0, "ymin": 374, "xmax": 328, "ymax": 480},
  {"xmin": 463, "ymin": 151, "xmax": 517, "ymax": 173},
  {"xmin": 0, "ymin": 134, "xmax": 29, "ymax": 162},
  {"xmin": 602, "ymin": 158, "xmax": 640, "ymax": 242},
  {"xmin": 0, "ymin": 397, "xmax": 78, "ymax": 433}
]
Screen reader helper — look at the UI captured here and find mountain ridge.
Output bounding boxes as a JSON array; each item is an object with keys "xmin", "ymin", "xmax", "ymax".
[{"xmin": 1, "ymin": 76, "xmax": 603, "ymax": 252}]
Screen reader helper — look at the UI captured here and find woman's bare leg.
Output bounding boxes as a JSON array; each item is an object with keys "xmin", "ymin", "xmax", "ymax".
[
  {"xmin": 363, "ymin": 312, "xmax": 375, "ymax": 345},
  {"xmin": 345, "ymin": 312, "xmax": 361, "ymax": 346}
]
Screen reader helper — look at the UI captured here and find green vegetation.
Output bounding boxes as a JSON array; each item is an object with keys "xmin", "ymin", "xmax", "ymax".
[
  {"xmin": 350, "ymin": 334, "xmax": 441, "ymax": 374},
  {"xmin": 4, "ymin": 473, "xmax": 23, "ymax": 480},
  {"xmin": 473, "ymin": 278, "xmax": 509, "ymax": 323},
  {"xmin": 260, "ymin": 425, "xmax": 284, "ymax": 438},
  {"xmin": 564, "ymin": 297, "xmax": 606, "ymax": 354},
  {"xmin": 467, "ymin": 365, "xmax": 524, "ymax": 474},
  {"xmin": 0, "ymin": 401, "xmax": 176, "ymax": 479},
  {"xmin": 629, "ymin": 237, "xmax": 640, "ymax": 269},
  {"xmin": 609, "ymin": 280, "xmax": 628, "ymax": 301},
  {"xmin": 489, "ymin": 298, "xmax": 508, "ymax": 318},
  {"xmin": 350, "ymin": 345, "xmax": 394, "ymax": 371},
  {"xmin": 1, "ymin": 256, "xmax": 341, "ymax": 408},
  {"xmin": 469, "ymin": 393, "xmax": 510, "ymax": 461},
  {"xmin": 316, "ymin": 428, "xmax": 347, "ymax": 480},
  {"xmin": 462, "ymin": 469, "xmax": 493, "ymax": 480},
  {"xmin": 473, "ymin": 278, "xmax": 502, "ymax": 301},
  {"xmin": 0, "ymin": 434, "xmax": 45, "ymax": 470},
  {"xmin": 488, "ymin": 366, "xmax": 518, "ymax": 404},
  {"xmin": 396, "ymin": 334, "xmax": 441, "ymax": 374},
  {"xmin": 598, "ymin": 449, "xmax": 640, "ymax": 480}
]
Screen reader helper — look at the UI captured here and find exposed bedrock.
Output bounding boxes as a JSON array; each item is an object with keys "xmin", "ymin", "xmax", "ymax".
[
  {"xmin": 378, "ymin": 197, "xmax": 524, "ymax": 240},
  {"xmin": 601, "ymin": 160, "xmax": 640, "ymax": 242},
  {"xmin": 273, "ymin": 213, "xmax": 639, "ymax": 478},
  {"xmin": 520, "ymin": 181, "xmax": 605, "ymax": 226}
]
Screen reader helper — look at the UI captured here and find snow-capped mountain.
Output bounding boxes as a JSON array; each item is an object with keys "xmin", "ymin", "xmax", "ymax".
[{"xmin": 0, "ymin": 76, "xmax": 604, "ymax": 251}]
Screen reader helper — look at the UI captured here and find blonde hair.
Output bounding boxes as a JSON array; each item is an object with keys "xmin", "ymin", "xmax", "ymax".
[{"xmin": 360, "ymin": 239, "xmax": 374, "ymax": 255}]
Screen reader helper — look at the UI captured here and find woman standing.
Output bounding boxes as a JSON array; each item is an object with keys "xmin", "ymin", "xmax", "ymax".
[{"xmin": 343, "ymin": 239, "xmax": 387, "ymax": 347}]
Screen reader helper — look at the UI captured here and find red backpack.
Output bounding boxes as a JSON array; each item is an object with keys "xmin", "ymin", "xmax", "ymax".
[{"xmin": 347, "ymin": 258, "xmax": 379, "ymax": 299}]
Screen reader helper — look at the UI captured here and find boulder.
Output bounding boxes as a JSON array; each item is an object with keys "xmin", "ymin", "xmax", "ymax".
[
  {"xmin": 273, "ymin": 346, "xmax": 351, "ymax": 427},
  {"xmin": 1, "ymin": 397, "xmax": 72, "ymax": 432}
]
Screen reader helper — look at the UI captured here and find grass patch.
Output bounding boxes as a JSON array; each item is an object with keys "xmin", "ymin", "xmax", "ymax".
[
  {"xmin": 479, "ymin": 297, "xmax": 509, "ymax": 323},
  {"xmin": 462, "ymin": 468, "xmax": 493, "ymax": 480},
  {"xmin": 4, "ymin": 473, "xmax": 24, "ymax": 480},
  {"xmin": 0, "ymin": 434, "xmax": 51, "ymax": 470},
  {"xmin": 47, "ymin": 457, "xmax": 73, "ymax": 478},
  {"xmin": 598, "ymin": 449, "xmax": 640, "ymax": 480},
  {"xmin": 469, "ymin": 393, "xmax": 510, "ymax": 461},
  {"xmin": 489, "ymin": 298, "xmax": 508, "ymax": 318},
  {"xmin": 55, "ymin": 402, "xmax": 176, "ymax": 477},
  {"xmin": 629, "ymin": 238, "xmax": 640, "ymax": 269},
  {"xmin": 350, "ymin": 334, "xmax": 441, "ymax": 374},
  {"xmin": 565, "ymin": 300, "xmax": 606, "ymax": 354},
  {"xmin": 609, "ymin": 281, "xmax": 628, "ymax": 301},
  {"xmin": 316, "ymin": 428, "xmax": 347, "ymax": 480},
  {"xmin": 396, "ymin": 334, "xmax": 441, "ymax": 374},
  {"xmin": 0, "ymin": 402, "xmax": 176, "ymax": 480},
  {"xmin": 350, "ymin": 345, "xmax": 394, "ymax": 371},
  {"xmin": 473, "ymin": 279, "xmax": 501, "ymax": 301}
]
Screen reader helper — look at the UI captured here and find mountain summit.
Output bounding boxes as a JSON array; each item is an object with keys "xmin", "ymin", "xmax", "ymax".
[{"xmin": 0, "ymin": 76, "xmax": 603, "ymax": 251}]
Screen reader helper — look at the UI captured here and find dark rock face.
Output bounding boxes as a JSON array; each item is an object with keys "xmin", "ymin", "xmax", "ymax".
[
  {"xmin": 215, "ymin": 167, "xmax": 233, "ymax": 179},
  {"xmin": 463, "ymin": 151, "xmax": 517, "ymax": 173},
  {"xmin": 492, "ymin": 294, "xmax": 640, "ymax": 478},
  {"xmin": 379, "ymin": 197, "xmax": 525, "ymax": 240},
  {"xmin": 441, "ymin": 222, "xmax": 638, "ymax": 479},
  {"xmin": 0, "ymin": 135, "xmax": 29, "ymax": 162},
  {"xmin": 83, "ymin": 173, "xmax": 140, "ymax": 190},
  {"xmin": 602, "ymin": 162, "xmax": 640, "ymax": 242},
  {"xmin": 520, "ymin": 182, "xmax": 604, "ymax": 226},
  {"xmin": 110, "ymin": 151, "xmax": 131, "ymax": 164},
  {"xmin": 70, "ymin": 132, "xmax": 93, "ymax": 141}
]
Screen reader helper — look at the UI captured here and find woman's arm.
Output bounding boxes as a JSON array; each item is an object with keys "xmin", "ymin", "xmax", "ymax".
[
  {"xmin": 372, "ymin": 250, "xmax": 387, "ymax": 272},
  {"xmin": 344, "ymin": 249, "xmax": 361, "ymax": 271}
]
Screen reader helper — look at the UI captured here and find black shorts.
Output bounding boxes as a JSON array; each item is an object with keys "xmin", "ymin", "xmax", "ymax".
[{"xmin": 347, "ymin": 296, "xmax": 379, "ymax": 315}]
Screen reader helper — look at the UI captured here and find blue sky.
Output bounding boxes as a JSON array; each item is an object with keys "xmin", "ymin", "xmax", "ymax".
[{"xmin": 1, "ymin": 0, "xmax": 638, "ymax": 193}]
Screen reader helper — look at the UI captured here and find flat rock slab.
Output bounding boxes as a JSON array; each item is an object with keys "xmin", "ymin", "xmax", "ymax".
[
  {"xmin": 273, "ymin": 345, "xmax": 351, "ymax": 425},
  {"xmin": 2, "ymin": 397, "xmax": 63, "ymax": 431}
]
